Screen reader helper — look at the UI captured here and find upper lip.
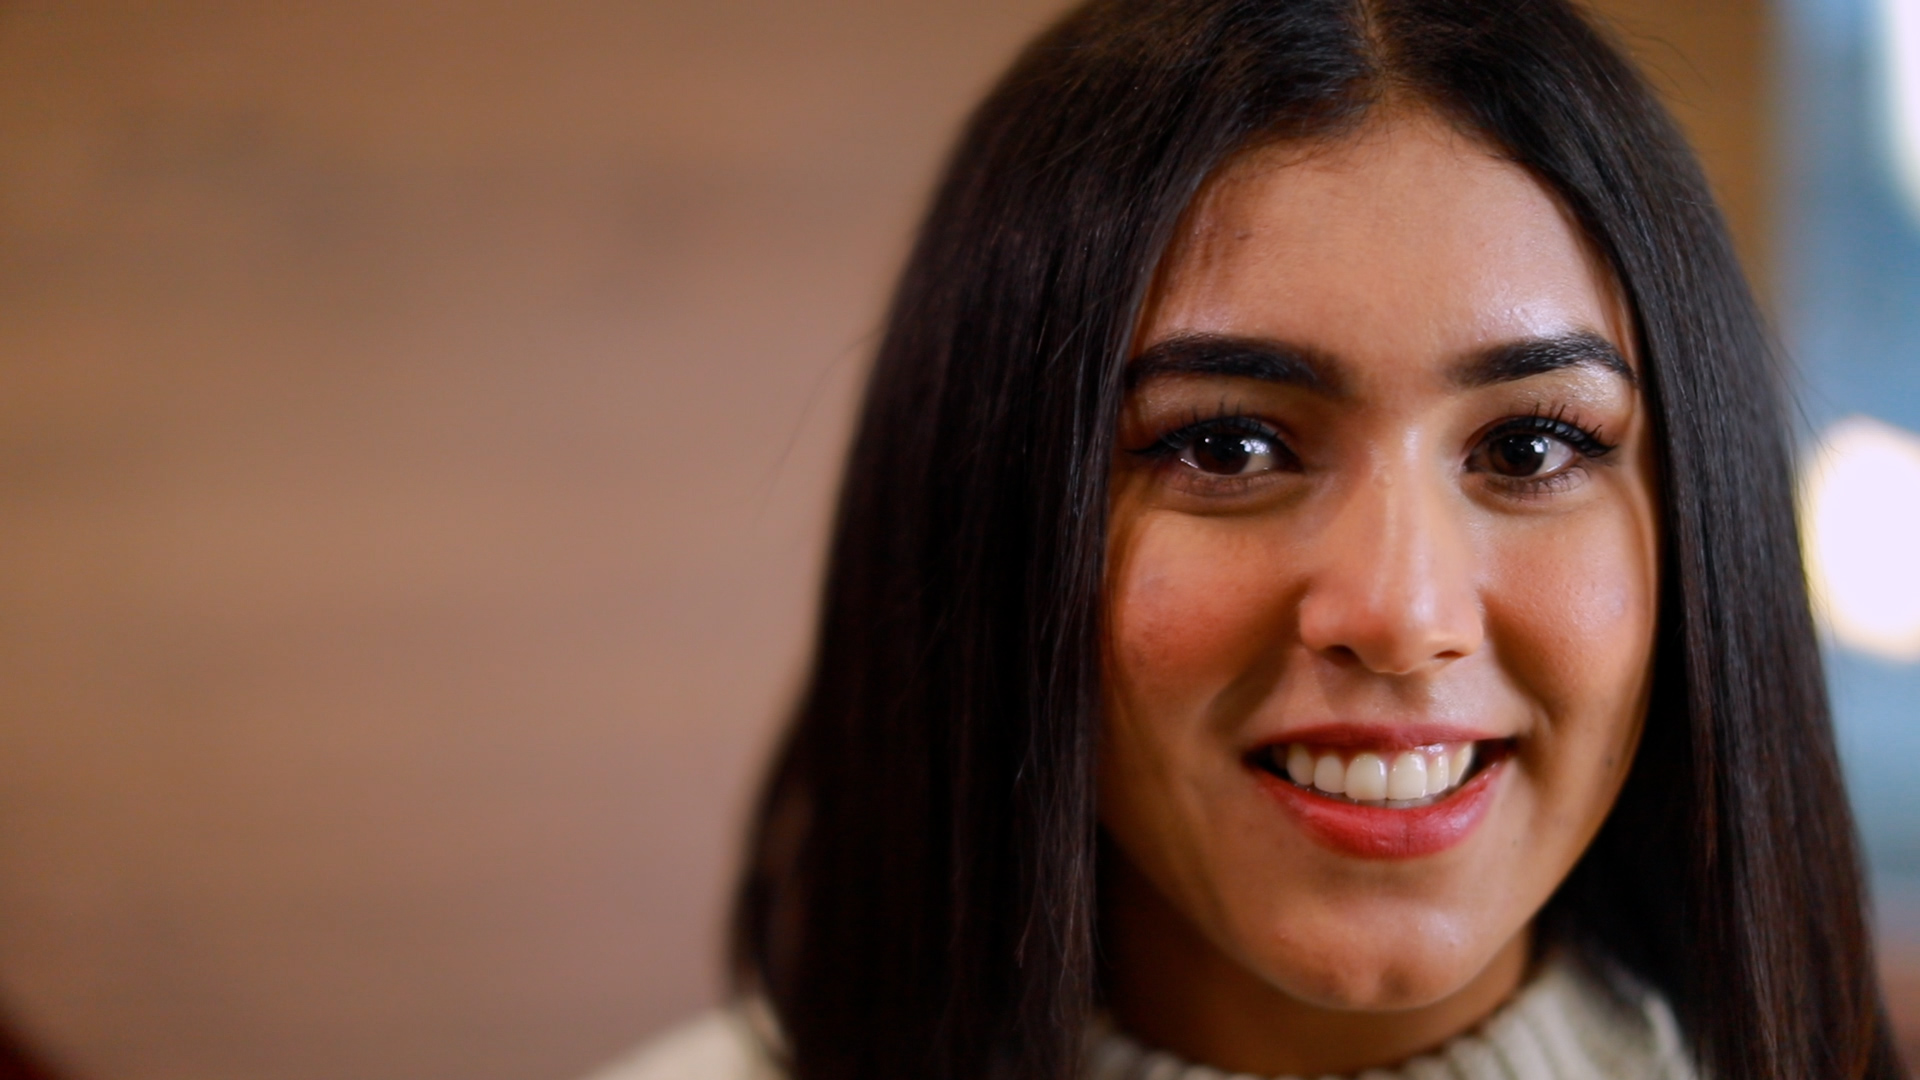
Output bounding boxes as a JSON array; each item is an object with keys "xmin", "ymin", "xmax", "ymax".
[{"xmin": 1243, "ymin": 720, "xmax": 1511, "ymax": 753}]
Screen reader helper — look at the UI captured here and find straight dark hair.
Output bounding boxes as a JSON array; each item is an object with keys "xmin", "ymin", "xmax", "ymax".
[{"xmin": 731, "ymin": 1, "xmax": 1906, "ymax": 1077}]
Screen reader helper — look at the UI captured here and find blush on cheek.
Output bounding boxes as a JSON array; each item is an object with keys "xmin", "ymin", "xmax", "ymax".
[
  {"xmin": 1488, "ymin": 522, "xmax": 1656, "ymax": 715},
  {"xmin": 1109, "ymin": 522, "xmax": 1289, "ymax": 700}
]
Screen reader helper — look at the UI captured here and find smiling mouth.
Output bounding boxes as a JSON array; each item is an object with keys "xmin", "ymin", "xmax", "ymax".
[{"xmin": 1248, "ymin": 740, "xmax": 1509, "ymax": 807}]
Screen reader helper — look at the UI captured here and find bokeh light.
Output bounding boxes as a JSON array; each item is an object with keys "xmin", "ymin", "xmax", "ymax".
[
  {"xmin": 1802, "ymin": 416, "xmax": 1920, "ymax": 662},
  {"xmin": 1889, "ymin": 0, "xmax": 1920, "ymax": 221}
]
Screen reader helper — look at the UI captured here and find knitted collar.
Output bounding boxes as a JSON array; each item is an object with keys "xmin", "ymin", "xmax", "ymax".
[{"xmin": 1084, "ymin": 950, "xmax": 1695, "ymax": 1080}]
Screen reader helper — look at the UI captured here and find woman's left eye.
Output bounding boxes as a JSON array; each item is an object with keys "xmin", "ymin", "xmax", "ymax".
[
  {"xmin": 1468, "ymin": 415, "xmax": 1614, "ymax": 485},
  {"xmin": 1483, "ymin": 431, "xmax": 1575, "ymax": 478}
]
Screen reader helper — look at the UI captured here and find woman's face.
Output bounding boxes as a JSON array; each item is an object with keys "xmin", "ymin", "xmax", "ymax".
[{"xmin": 1101, "ymin": 112, "xmax": 1660, "ymax": 1070}]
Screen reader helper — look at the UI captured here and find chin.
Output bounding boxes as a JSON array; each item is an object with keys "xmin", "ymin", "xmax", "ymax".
[{"xmin": 1237, "ymin": 900, "xmax": 1503, "ymax": 1011}]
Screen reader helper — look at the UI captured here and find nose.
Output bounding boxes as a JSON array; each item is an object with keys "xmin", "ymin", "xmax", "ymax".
[{"xmin": 1295, "ymin": 455, "xmax": 1485, "ymax": 676}]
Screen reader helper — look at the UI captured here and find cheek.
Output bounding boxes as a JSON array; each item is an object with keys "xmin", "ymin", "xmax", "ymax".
[
  {"xmin": 1486, "ymin": 502, "xmax": 1658, "ymax": 751},
  {"xmin": 1107, "ymin": 516, "xmax": 1289, "ymax": 712}
]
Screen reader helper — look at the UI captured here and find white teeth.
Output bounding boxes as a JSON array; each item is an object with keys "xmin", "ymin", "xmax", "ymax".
[
  {"xmin": 1287, "ymin": 744, "xmax": 1315, "ymax": 786},
  {"xmin": 1345, "ymin": 753, "xmax": 1388, "ymax": 801},
  {"xmin": 1387, "ymin": 751, "xmax": 1427, "ymax": 801},
  {"xmin": 1275, "ymin": 741, "xmax": 1486, "ymax": 804},
  {"xmin": 1312, "ymin": 753, "xmax": 1346, "ymax": 794},
  {"xmin": 1451, "ymin": 742, "xmax": 1475, "ymax": 782}
]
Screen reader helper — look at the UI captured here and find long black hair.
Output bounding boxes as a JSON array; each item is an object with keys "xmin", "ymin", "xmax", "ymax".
[{"xmin": 730, "ymin": 1, "xmax": 1905, "ymax": 1078}]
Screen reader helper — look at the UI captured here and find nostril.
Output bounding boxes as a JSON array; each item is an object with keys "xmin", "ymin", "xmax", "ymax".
[{"xmin": 1322, "ymin": 644, "xmax": 1363, "ymax": 666}]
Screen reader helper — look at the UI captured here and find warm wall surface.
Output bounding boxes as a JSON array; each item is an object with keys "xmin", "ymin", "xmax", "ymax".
[
  {"xmin": 0, "ymin": 4, "xmax": 1065, "ymax": 1078},
  {"xmin": 0, "ymin": 3, "xmax": 1793, "ymax": 1079},
  {"xmin": 1594, "ymin": 0, "xmax": 1773, "ymax": 296}
]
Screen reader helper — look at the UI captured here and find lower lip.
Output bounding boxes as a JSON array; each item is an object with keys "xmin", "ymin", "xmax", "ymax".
[{"xmin": 1252, "ymin": 757, "xmax": 1504, "ymax": 859}]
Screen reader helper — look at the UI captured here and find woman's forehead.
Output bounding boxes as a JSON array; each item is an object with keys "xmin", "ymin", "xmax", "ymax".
[{"xmin": 1142, "ymin": 110, "xmax": 1638, "ymax": 377}]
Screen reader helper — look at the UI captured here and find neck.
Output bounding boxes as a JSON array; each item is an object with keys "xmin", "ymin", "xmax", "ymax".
[{"xmin": 1102, "ymin": 858, "xmax": 1530, "ymax": 1077}]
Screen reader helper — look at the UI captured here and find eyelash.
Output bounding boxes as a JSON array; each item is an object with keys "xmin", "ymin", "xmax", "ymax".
[
  {"xmin": 1128, "ymin": 405, "xmax": 1618, "ymax": 495},
  {"xmin": 1487, "ymin": 405, "xmax": 1616, "ymax": 459}
]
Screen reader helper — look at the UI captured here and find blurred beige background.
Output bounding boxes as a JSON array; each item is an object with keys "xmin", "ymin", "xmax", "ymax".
[{"xmin": 0, "ymin": 2, "xmax": 1796, "ymax": 1079}]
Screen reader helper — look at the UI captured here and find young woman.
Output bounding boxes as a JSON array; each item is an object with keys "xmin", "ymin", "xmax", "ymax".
[{"xmin": 597, "ymin": 0, "xmax": 1906, "ymax": 1077}]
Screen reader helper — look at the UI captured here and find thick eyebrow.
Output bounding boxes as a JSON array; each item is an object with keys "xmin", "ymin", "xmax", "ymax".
[
  {"xmin": 1124, "ymin": 333, "xmax": 1343, "ymax": 395},
  {"xmin": 1452, "ymin": 330, "xmax": 1637, "ymax": 389}
]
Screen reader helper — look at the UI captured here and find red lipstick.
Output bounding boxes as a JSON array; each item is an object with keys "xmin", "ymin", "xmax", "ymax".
[
  {"xmin": 1252, "ymin": 755, "xmax": 1504, "ymax": 859},
  {"xmin": 1260, "ymin": 721, "xmax": 1498, "ymax": 751}
]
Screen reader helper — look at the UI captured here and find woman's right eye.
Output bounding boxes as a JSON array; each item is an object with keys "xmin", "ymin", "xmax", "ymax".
[
  {"xmin": 1181, "ymin": 430, "xmax": 1281, "ymax": 475},
  {"xmin": 1138, "ymin": 418, "xmax": 1298, "ymax": 478}
]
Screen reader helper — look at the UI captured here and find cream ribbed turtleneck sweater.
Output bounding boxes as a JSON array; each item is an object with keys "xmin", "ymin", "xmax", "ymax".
[{"xmin": 585, "ymin": 950, "xmax": 1697, "ymax": 1080}]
